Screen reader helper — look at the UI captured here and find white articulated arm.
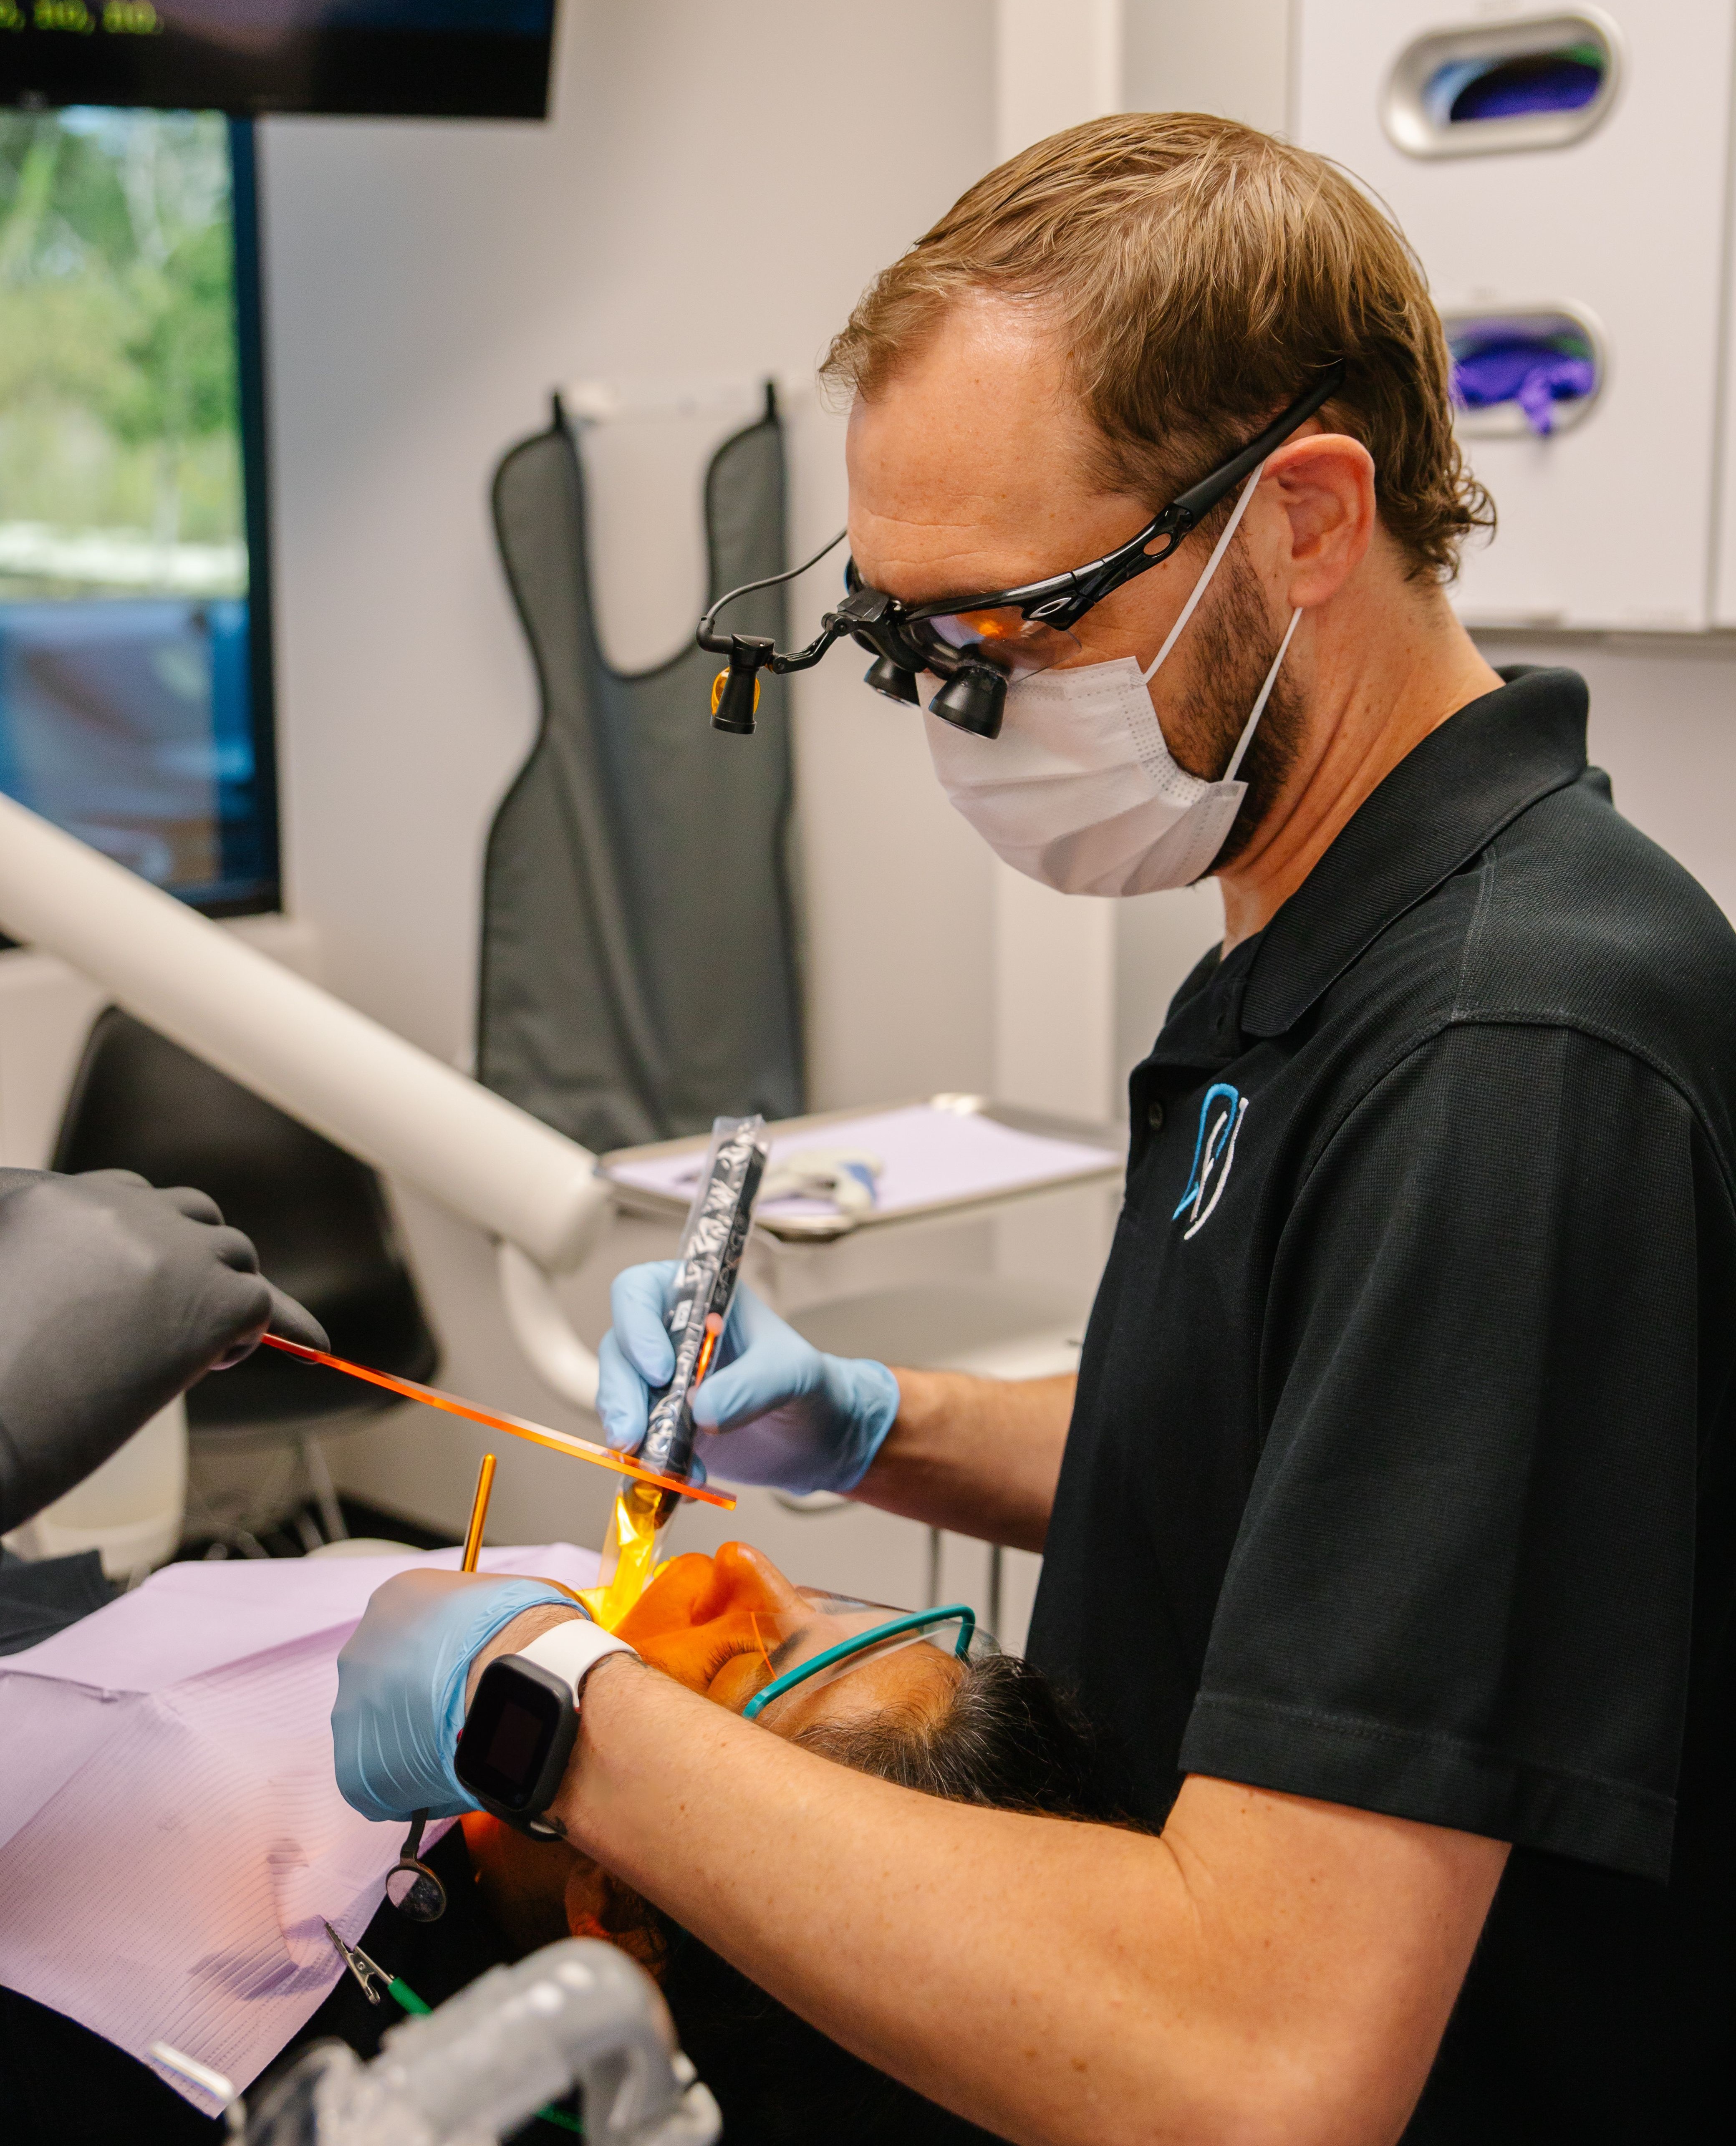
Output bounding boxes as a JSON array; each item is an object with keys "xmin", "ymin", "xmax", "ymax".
[
  {"xmin": 0, "ymin": 792, "xmax": 610, "ymax": 1409},
  {"xmin": 496, "ymin": 1242, "xmax": 603, "ymax": 1412}
]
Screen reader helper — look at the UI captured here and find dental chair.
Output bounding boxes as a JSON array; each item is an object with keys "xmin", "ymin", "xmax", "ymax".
[{"xmin": 51, "ymin": 1006, "xmax": 439, "ymax": 1555}]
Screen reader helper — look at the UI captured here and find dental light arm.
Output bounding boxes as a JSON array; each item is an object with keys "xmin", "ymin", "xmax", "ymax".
[{"xmin": 0, "ymin": 791, "xmax": 609, "ymax": 1411}]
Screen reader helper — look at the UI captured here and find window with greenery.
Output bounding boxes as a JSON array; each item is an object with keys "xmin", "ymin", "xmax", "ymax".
[{"xmin": 0, "ymin": 104, "xmax": 275, "ymax": 910}]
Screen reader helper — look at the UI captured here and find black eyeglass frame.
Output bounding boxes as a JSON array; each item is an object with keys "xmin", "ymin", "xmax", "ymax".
[{"xmin": 698, "ymin": 360, "xmax": 1347, "ymax": 730}]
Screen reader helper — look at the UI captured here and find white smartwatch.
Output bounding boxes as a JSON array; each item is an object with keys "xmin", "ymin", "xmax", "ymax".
[{"xmin": 454, "ymin": 1615, "xmax": 635, "ymax": 1836}]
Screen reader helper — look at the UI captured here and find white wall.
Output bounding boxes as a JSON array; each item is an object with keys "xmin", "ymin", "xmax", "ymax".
[
  {"xmin": 261, "ymin": 0, "xmax": 999, "ymax": 1086},
  {"xmin": 1123, "ymin": 0, "xmax": 1290, "ymax": 130}
]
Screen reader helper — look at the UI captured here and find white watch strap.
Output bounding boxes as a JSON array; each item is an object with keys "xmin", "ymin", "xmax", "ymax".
[{"xmin": 518, "ymin": 1616, "xmax": 636, "ymax": 1705}]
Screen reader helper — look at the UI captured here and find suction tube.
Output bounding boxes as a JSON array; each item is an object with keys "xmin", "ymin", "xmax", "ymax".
[{"xmin": 243, "ymin": 1938, "xmax": 719, "ymax": 2144}]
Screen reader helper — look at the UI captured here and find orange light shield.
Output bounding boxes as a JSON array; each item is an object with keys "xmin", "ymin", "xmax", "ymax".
[{"xmin": 257, "ymin": 1334, "xmax": 736, "ymax": 1510}]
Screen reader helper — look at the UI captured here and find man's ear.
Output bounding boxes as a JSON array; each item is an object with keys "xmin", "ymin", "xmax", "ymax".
[{"xmin": 1264, "ymin": 431, "xmax": 1378, "ymax": 607}]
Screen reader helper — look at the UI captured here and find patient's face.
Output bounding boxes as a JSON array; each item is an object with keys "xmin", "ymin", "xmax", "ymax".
[
  {"xmin": 464, "ymin": 1544, "xmax": 973, "ymax": 1968},
  {"xmin": 614, "ymin": 1541, "xmax": 964, "ymax": 1737}
]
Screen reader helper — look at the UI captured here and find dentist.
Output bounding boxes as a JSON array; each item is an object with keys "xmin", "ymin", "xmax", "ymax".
[{"xmin": 337, "ymin": 115, "xmax": 1736, "ymax": 2145}]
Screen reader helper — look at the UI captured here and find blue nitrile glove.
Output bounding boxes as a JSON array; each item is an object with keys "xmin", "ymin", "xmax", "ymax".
[
  {"xmin": 596, "ymin": 1262, "xmax": 901, "ymax": 1496},
  {"xmin": 332, "ymin": 1568, "xmax": 578, "ymax": 1821}
]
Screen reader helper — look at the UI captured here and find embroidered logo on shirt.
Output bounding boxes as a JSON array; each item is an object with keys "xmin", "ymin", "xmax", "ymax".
[{"xmin": 1173, "ymin": 1082, "xmax": 1247, "ymax": 1240}]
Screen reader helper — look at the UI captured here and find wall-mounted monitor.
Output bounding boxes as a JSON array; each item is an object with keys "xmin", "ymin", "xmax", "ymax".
[
  {"xmin": 0, "ymin": 3, "xmax": 557, "ymax": 121},
  {"xmin": 0, "ymin": 103, "xmax": 277, "ymax": 914}
]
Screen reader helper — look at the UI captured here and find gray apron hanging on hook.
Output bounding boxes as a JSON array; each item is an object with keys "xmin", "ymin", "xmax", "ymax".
[{"xmin": 477, "ymin": 388, "xmax": 803, "ymax": 1153}]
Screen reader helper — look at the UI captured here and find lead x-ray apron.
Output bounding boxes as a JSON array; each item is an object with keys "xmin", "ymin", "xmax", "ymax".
[{"xmin": 478, "ymin": 389, "xmax": 803, "ymax": 1153}]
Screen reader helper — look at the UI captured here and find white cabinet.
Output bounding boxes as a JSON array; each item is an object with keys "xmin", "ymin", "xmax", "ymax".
[{"xmin": 1294, "ymin": 3, "xmax": 1735, "ymax": 631}]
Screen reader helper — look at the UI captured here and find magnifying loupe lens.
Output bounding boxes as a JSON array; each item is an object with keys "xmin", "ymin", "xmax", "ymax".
[{"xmin": 385, "ymin": 1860, "xmax": 447, "ymax": 1922}]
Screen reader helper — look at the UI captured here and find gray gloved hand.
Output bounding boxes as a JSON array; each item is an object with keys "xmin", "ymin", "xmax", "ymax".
[{"xmin": 0, "ymin": 1167, "xmax": 328, "ymax": 1533}]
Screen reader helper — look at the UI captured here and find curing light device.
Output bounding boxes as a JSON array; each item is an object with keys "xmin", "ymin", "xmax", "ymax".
[{"xmin": 580, "ymin": 1115, "xmax": 767, "ymax": 1631}]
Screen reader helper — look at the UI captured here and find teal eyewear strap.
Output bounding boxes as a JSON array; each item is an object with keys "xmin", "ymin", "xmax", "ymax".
[{"xmin": 741, "ymin": 1603, "xmax": 978, "ymax": 1721}]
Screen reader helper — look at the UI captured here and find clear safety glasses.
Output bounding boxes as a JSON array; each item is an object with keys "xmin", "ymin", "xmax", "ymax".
[
  {"xmin": 740, "ymin": 1597, "xmax": 990, "ymax": 1721},
  {"xmin": 697, "ymin": 360, "xmax": 1346, "ymax": 741}
]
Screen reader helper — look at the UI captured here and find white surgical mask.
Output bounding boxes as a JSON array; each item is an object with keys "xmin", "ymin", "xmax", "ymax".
[{"xmin": 925, "ymin": 465, "xmax": 1301, "ymax": 896}]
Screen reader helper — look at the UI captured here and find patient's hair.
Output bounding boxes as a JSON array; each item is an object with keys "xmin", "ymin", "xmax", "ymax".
[{"xmin": 791, "ymin": 1648, "xmax": 1117, "ymax": 1821}]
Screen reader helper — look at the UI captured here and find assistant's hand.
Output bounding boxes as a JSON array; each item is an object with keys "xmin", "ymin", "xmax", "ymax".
[
  {"xmin": 596, "ymin": 1262, "xmax": 900, "ymax": 1496},
  {"xmin": 0, "ymin": 1168, "xmax": 330, "ymax": 1532},
  {"xmin": 333, "ymin": 1568, "xmax": 584, "ymax": 1822}
]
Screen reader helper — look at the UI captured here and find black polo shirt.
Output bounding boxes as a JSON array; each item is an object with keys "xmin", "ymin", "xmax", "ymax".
[{"xmin": 1026, "ymin": 669, "xmax": 1736, "ymax": 2142}]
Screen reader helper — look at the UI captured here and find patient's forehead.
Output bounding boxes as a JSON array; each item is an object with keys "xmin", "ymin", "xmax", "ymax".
[{"xmin": 758, "ymin": 1637, "xmax": 964, "ymax": 1739}]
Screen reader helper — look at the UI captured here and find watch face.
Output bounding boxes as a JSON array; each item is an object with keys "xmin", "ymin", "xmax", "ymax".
[{"xmin": 455, "ymin": 1659, "xmax": 563, "ymax": 1811}]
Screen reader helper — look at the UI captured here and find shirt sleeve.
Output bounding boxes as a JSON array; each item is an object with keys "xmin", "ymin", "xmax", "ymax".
[{"xmin": 1178, "ymin": 1021, "xmax": 1723, "ymax": 1880}]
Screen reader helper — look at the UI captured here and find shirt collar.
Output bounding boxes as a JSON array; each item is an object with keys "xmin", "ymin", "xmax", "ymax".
[{"xmin": 1237, "ymin": 666, "xmax": 1589, "ymax": 1039}]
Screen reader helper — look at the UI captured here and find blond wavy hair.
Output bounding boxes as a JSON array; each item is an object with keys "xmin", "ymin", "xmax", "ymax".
[{"xmin": 822, "ymin": 113, "xmax": 1492, "ymax": 582}]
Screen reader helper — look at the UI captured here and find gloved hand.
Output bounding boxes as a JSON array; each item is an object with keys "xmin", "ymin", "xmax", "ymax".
[
  {"xmin": 0, "ymin": 1167, "xmax": 329, "ymax": 1533},
  {"xmin": 333, "ymin": 1568, "xmax": 586, "ymax": 1822},
  {"xmin": 596, "ymin": 1263, "xmax": 900, "ymax": 1496}
]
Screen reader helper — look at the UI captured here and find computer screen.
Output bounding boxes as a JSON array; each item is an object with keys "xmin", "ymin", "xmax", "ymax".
[
  {"xmin": 0, "ymin": 3, "xmax": 558, "ymax": 121},
  {"xmin": 0, "ymin": 104, "xmax": 277, "ymax": 913}
]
